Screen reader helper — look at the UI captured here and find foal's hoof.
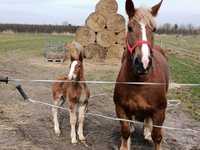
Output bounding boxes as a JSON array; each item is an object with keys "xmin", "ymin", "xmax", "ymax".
[
  {"xmin": 56, "ymin": 132, "xmax": 61, "ymax": 137},
  {"xmin": 144, "ymin": 134, "xmax": 153, "ymax": 143},
  {"xmin": 71, "ymin": 139, "xmax": 78, "ymax": 145},
  {"xmin": 55, "ymin": 130, "xmax": 61, "ymax": 137},
  {"xmin": 79, "ymin": 136, "xmax": 86, "ymax": 141}
]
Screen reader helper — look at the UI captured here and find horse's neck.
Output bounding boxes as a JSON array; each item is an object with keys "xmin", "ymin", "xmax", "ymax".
[
  {"xmin": 79, "ymin": 71, "xmax": 85, "ymax": 81},
  {"xmin": 80, "ymin": 67, "xmax": 85, "ymax": 81}
]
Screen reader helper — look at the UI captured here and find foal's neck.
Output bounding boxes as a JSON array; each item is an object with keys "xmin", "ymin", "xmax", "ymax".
[{"xmin": 71, "ymin": 68, "xmax": 85, "ymax": 87}]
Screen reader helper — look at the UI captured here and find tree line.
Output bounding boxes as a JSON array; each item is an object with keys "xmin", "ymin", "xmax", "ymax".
[
  {"xmin": 156, "ymin": 23, "xmax": 200, "ymax": 35},
  {"xmin": 0, "ymin": 23, "xmax": 78, "ymax": 33},
  {"xmin": 0, "ymin": 23, "xmax": 199, "ymax": 35}
]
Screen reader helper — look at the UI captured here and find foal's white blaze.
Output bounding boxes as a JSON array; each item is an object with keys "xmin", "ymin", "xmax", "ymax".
[
  {"xmin": 68, "ymin": 61, "xmax": 78, "ymax": 80},
  {"xmin": 140, "ymin": 22, "xmax": 150, "ymax": 69}
]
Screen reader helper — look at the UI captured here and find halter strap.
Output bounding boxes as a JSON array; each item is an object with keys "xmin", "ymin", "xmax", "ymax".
[{"xmin": 127, "ymin": 38, "xmax": 152, "ymax": 54}]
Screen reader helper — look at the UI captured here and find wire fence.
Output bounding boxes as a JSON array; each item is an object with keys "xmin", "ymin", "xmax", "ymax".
[
  {"xmin": 6, "ymin": 78, "xmax": 200, "ymax": 87},
  {"xmin": 9, "ymin": 82, "xmax": 199, "ymax": 134},
  {"xmin": 25, "ymin": 97, "xmax": 200, "ymax": 133}
]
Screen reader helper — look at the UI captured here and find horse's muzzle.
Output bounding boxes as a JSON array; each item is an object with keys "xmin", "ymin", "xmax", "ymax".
[{"xmin": 132, "ymin": 56, "xmax": 152, "ymax": 76}]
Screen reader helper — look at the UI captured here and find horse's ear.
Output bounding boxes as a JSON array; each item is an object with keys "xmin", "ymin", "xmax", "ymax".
[
  {"xmin": 151, "ymin": 0, "xmax": 163, "ymax": 16},
  {"xmin": 126, "ymin": 0, "xmax": 135, "ymax": 18},
  {"xmin": 79, "ymin": 51, "xmax": 83, "ymax": 62}
]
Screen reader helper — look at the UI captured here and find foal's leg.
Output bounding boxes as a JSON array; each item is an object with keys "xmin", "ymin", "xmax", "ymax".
[
  {"xmin": 116, "ymin": 104, "xmax": 131, "ymax": 150},
  {"xmin": 69, "ymin": 102, "xmax": 78, "ymax": 144},
  {"xmin": 78, "ymin": 101, "xmax": 88, "ymax": 142},
  {"xmin": 52, "ymin": 100, "xmax": 61, "ymax": 136},
  {"xmin": 151, "ymin": 110, "xmax": 165, "ymax": 150},
  {"xmin": 144, "ymin": 117, "xmax": 153, "ymax": 141}
]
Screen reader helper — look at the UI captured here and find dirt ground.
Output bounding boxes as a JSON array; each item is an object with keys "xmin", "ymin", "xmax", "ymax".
[{"xmin": 0, "ymin": 55, "xmax": 200, "ymax": 150}]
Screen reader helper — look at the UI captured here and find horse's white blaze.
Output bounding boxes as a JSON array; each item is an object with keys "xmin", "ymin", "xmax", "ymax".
[
  {"xmin": 68, "ymin": 61, "xmax": 78, "ymax": 80},
  {"xmin": 140, "ymin": 22, "xmax": 150, "ymax": 69}
]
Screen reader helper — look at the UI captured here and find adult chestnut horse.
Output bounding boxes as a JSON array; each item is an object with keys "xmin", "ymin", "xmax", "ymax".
[{"xmin": 113, "ymin": 0, "xmax": 169, "ymax": 150}]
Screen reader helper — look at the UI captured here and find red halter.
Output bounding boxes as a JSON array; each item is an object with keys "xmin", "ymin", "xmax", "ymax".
[{"xmin": 126, "ymin": 37, "xmax": 152, "ymax": 54}]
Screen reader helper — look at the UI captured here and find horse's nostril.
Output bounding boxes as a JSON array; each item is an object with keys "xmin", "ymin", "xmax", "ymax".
[{"xmin": 134, "ymin": 57, "xmax": 142, "ymax": 65}]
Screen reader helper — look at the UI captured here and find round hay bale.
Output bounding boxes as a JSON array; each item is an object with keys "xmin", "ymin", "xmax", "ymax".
[
  {"xmin": 107, "ymin": 14, "xmax": 126, "ymax": 32},
  {"xmin": 75, "ymin": 27, "xmax": 96, "ymax": 46},
  {"xmin": 96, "ymin": 30, "xmax": 116, "ymax": 47},
  {"xmin": 86, "ymin": 12, "xmax": 106, "ymax": 32},
  {"xmin": 95, "ymin": 0, "xmax": 118, "ymax": 16},
  {"xmin": 84, "ymin": 43, "xmax": 107, "ymax": 59},
  {"xmin": 115, "ymin": 30, "xmax": 126, "ymax": 45},
  {"xmin": 107, "ymin": 44, "xmax": 125, "ymax": 58}
]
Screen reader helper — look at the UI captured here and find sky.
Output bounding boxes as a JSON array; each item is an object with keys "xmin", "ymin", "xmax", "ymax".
[{"xmin": 0, "ymin": 0, "xmax": 200, "ymax": 26}]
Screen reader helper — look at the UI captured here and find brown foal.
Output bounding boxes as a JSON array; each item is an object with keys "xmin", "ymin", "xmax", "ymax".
[{"xmin": 52, "ymin": 51, "xmax": 90, "ymax": 144}]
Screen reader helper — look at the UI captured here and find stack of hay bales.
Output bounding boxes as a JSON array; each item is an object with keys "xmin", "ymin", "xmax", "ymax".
[{"xmin": 74, "ymin": 0, "xmax": 126, "ymax": 59}]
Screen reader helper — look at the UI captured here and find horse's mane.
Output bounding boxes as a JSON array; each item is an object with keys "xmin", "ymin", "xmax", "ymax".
[
  {"xmin": 132, "ymin": 7, "xmax": 156, "ymax": 30},
  {"xmin": 154, "ymin": 45, "xmax": 168, "ymax": 60}
]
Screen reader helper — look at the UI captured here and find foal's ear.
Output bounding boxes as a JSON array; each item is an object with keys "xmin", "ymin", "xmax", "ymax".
[
  {"xmin": 126, "ymin": 0, "xmax": 135, "ymax": 18},
  {"xmin": 151, "ymin": 0, "xmax": 163, "ymax": 16},
  {"xmin": 70, "ymin": 55, "xmax": 75, "ymax": 62},
  {"xmin": 79, "ymin": 51, "xmax": 83, "ymax": 62}
]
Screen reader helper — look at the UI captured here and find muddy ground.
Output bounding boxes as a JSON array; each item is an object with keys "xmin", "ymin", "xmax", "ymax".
[{"xmin": 0, "ymin": 55, "xmax": 200, "ymax": 150}]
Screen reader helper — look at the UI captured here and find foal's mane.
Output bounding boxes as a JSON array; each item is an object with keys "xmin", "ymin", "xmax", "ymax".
[{"xmin": 131, "ymin": 7, "xmax": 156, "ymax": 30}]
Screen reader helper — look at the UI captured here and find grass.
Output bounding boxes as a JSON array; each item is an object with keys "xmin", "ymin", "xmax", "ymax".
[
  {"xmin": 155, "ymin": 35, "xmax": 200, "ymax": 120},
  {"xmin": 0, "ymin": 32, "xmax": 199, "ymax": 120},
  {"xmin": 0, "ymin": 33, "xmax": 73, "ymax": 57}
]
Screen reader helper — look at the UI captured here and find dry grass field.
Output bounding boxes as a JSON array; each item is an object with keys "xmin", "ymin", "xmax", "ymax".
[{"xmin": 0, "ymin": 33, "xmax": 199, "ymax": 150}]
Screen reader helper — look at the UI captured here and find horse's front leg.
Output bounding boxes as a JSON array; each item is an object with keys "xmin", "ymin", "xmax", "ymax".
[
  {"xmin": 69, "ymin": 102, "xmax": 78, "ymax": 144},
  {"xmin": 152, "ymin": 109, "xmax": 165, "ymax": 150},
  {"xmin": 144, "ymin": 117, "xmax": 153, "ymax": 141},
  {"xmin": 116, "ymin": 104, "xmax": 131, "ymax": 150},
  {"xmin": 78, "ymin": 100, "xmax": 88, "ymax": 142}
]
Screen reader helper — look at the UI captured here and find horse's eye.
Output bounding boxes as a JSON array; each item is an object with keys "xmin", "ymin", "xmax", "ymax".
[{"xmin": 128, "ymin": 26, "xmax": 133, "ymax": 32}]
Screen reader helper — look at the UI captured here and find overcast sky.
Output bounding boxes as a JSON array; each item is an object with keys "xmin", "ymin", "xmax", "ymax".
[{"xmin": 0, "ymin": 0, "xmax": 200, "ymax": 26}]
